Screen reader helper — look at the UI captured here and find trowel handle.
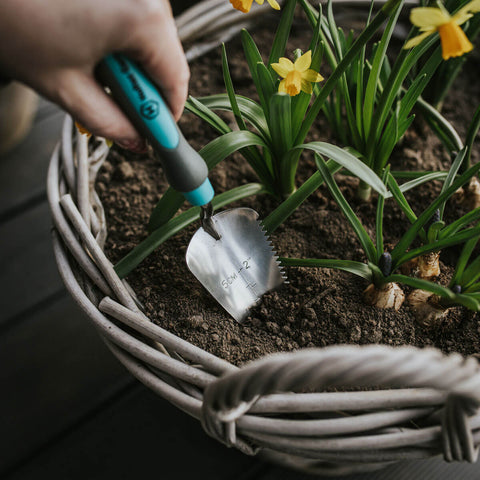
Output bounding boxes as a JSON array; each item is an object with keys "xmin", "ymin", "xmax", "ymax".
[{"xmin": 95, "ymin": 54, "xmax": 214, "ymax": 206}]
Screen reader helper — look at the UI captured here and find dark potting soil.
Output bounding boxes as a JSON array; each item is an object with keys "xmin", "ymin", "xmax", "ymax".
[{"xmin": 97, "ymin": 13, "xmax": 480, "ymax": 366}]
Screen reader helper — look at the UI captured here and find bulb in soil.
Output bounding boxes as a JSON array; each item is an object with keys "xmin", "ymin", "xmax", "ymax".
[
  {"xmin": 417, "ymin": 252, "xmax": 440, "ymax": 279},
  {"xmin": 363, "ymin": 283, "xmax": 405, "ymax": 311},
  {"xmin": 454, "ymin": 177, "xmax": 480, "ymax": 209},
  {"xmin": 407, "ymin": 289, "xmax": 449, "ymax": 328}
]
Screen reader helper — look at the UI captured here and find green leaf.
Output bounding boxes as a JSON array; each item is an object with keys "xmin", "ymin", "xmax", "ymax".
[
  {"xmin": 439, "ymin": 148, "xmax": 467, "ymax": 216},
  {"xmin": 397, "ymin": 75, "xmax": 428, "ymax": 122},
  {"xmin": 315, "ymin": 155, "xmax": 377, "ymax": 262},
  {"xmin": 376, "ymin": 166, "xmax": 390, "ymax": 260},
  {"xmin": 451, "ymin": 234, "xmax": 480, "ymax": 286},
  {"xmin": 257, "ymin": 62, "xmax": 276, "ymax": 122},
  {"xmin": 269, "ymin": 93, "xmax": 292, "ymax": 156},
  {"xmin": 452, "ymin": 293, "xmax": 480, "ymax": 311},
  {"xmin": 263, "ymin": 161, "xmax": 342, "ymax": 233},
  {"xmin": 268, "ymin": 0, "xmax": 297, "ymax": 71},
  {"xmin": 308, "ymin": 1, "xmax": 323, "ymax": 54},
  {"xmin": 386, "ymin": 173, "xmax": 419, "ymax": 225},
  {"xmin": 199, "ymin": 130, "xmax": 268, "ymax": 170},
  {"xmin": 116, "ymin": 183, "xmax": 266, "ymax": 278},
  {"xmin": 148, "ymin": 189, "xmax": 185, "ymax": 232},
  {"xmin": 395, "ymin": 225, "xmax": 480, "ymax": 268},
  {"xmin": 197, "ymin": 94, "xmax": 270, "ymax": 140},
  {"xmin": 300, "ymin": 142, "xmax": 387, "ymax": 196},
  {"xmin": 241, "ymin": 29, "xmax": 270, "ymax": 114},
  {"xmin": 439, "ymin": 207, "xmax": 480, "ymax": 240},
  {"xmin": 385, "ymin": 171, "xmax": 449, "ymax": 198},
  {"xmin": 241, "ymin": 28, "xmax": 263, "ymax": 83},
  {"xmin": 291, "ymin": 91, "xmax": 312, "ymax": 140},
  {"xmin": 391, "ymin": 170, "xmax": 449, "ymax": 179},
  {"xmin": 185, "ymin": 96, "xmax": 231, "ymax": 135},
  {"xmin": 462, "ymin": 253, "xmax": 480, "ymax": 289},
  {"xmin": 464, "ymin": 104, "xmax": 480, "ymax": 170},
  {"xmin": 427, "ymin": 220, "xmax": 445, "ymax": 244},
  {"xmin": 281, "ymin": 257, "xmax": 372, "ymax": 281},
  {"xmin": 416, "ymin": 96, "xmax": 463, "ymax": 153},
  {"xmin": 363, "ymin": 5, "xmax": 401, "ymax": 139},
  {"xmin": 297, "ymin": 3, "xmax": 400, "ymax": 145},
  {"xmin": 391, "ymin": 162, "xmax": 480, "ymax": 264},
  {"xmin": 221, "ymin": 44, "xmax": 247, "ymax": 131},
  {"xmin": 386, "ymin": 274, "xmax": 455, "ymax": 300}
]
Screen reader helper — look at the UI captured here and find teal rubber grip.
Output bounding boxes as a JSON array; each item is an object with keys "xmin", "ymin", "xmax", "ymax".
[{"xmin": 95, "ymin": 54, "xmax": 214, "ymax": 206}]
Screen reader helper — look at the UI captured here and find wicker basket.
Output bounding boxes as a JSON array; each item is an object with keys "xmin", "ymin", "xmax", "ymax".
[{"xmin": 47, "ymin": 1, "xmax": 480, "ymax": 476}]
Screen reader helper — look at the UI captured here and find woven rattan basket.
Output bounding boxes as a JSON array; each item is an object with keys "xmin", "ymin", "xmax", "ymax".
[{"xmin": 47, "ymin": 1, "xmax": 480, "ymax": 475}]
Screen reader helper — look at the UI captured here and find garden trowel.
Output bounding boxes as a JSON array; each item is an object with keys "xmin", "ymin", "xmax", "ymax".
[{"xmin": 96, "ymin": 54, "xmax": 285, "ymax": 322}]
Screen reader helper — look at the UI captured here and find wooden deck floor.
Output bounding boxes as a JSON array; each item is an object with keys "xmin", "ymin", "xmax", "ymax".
[{"xmin": 2, "ymin": 97, "xmax": 480, "ymax": 479}]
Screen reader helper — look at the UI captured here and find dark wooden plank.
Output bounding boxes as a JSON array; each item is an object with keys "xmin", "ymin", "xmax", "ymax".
[
  {"xmin": 0, "ymin": 103, "xmax": 63, "ymax": 218},
  {"xmin": 0, "ymin": 201, "xmax": 63, "ymax": 323},
  {"xmin": 0, "ymin": 295, "xmax": 132, "ymax": 475},
  {"xmin": 259, "ymin": 456, "xmax": 480, "ymax": 480},
  {"xmin": 4, "ymin": 383, "xmax": 262, "ymax": 480}
]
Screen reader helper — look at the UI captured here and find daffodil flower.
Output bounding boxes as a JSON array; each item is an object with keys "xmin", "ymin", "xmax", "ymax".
[
  {"xmin": 271, "ymin": 50, "xmax": 324, "ymax": 96},
  {"xmin": 230, "ymin": 0, "xmax": 280, "ymax": 14},
  {"xmin": 404, "ymin": 0, "xmax": 480, "ymax": 60}
]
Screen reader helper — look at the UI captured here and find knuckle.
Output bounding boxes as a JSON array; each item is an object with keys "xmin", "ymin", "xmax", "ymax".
[
  {"xmin": 121, "ymin": 0, "xmax": 169, "ymax": 35},
  {"xmin": 134, "ymin": 0, "xmax": 170, "ymax": 23}
]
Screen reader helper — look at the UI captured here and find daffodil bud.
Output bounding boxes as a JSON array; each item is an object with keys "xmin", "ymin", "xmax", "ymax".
[
  {"xmin": 379, "ymin": 252, "xmax": 392, "ymax": 277},
  {"xmin": 431, "ymin": 208, "xmax": 441, "ymax": 224},
  {"xmin": 451, "ymin": 284, "xmax": 462, "ymax": 294},
  {"xmin": 293, "ymin": 49, "xmax": 303, "ymax": 61}
]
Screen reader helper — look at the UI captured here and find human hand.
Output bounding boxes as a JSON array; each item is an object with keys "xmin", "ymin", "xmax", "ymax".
[{"xmin": 0, "ymin": 0, "xmax": 190, "ymax": 151}]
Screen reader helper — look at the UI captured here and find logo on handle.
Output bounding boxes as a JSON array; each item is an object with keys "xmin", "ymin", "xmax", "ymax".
[{"xmin": 140, "ymin": 100, "xmax": 160, "ymax": 119}]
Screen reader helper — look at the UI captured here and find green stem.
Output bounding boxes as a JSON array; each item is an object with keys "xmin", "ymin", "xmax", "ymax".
[
  {"xmin": 465, "ymin": 105, "xmax": 480, "ymax": 172},
  {"xmin": 263, "ymin": 160, "xmax": 342, "ymax": 233},
  {"xmin": 356, "ymin": 180, "xmax": 372, "ymax": 202}
]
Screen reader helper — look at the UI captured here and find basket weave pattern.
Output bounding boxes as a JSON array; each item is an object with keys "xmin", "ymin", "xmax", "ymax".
[{"xmin": 47, "ymin": 3, "xmax": 480, "ymax": 474}]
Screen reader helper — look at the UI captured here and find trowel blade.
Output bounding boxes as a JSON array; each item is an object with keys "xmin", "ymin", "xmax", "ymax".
[{"xmin": 186, "ymin": 208, "xmax": 286, "ymax": 322}]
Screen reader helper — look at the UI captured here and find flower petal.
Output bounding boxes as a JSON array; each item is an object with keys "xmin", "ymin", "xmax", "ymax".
[
  {"xmin": 266, "ymin": 0, "xmax": 281, "ymax": 10},
  {"xmin": 300, "ymin": 79, "xmax": 313, "ymax": 95},
  {"xmin": 271, "ymin": 57, "xmax": 293, "ymax": 78},
  {"xmin": 294, "ymin": 50, "xmax": 312, "ymax": 72},
  {"xmin": 438, "ymin": 21, "xmax": 473, "ymax": 59},
  {"xmin": 453, "ymin": 0, "xmax": 480, "ymax": 25},
  {"xmin": 302, "ymin": 69, "xmax": 324, "ymax": 83},
  {"xmin": 278, "ymin": 79, "xmax": 287, "ymax": 94},
  {"xmin": 410, "ymin": 7, "xmax": 450, "ymax": 29},
  {"xmin": 255, "ymin": 0, "xmax": 264, "ymax": 4},
  {"xmin": 75, "ymin": 122, "xmax": 92, "ymax": 137},
  {"xmin": 285, "ymin": 70, "xmax": 301, "ymax": 96},
  {"xmin": 404, "ymin": 30, "xmax": 435, "ymax": 49},
  {"xmin": 230, "ymin": 0, "xmax": 253, "ymax": 13}
]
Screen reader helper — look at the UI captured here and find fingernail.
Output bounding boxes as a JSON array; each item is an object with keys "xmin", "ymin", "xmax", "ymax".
[{"xmin": 116, "ymin": 138, "xmax": 148, "ymax": 153}]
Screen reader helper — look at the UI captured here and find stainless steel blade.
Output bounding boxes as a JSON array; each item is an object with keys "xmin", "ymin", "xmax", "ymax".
[{"xmin": 186, "ymin": 208, "xmax": 286, "ymax": 322}]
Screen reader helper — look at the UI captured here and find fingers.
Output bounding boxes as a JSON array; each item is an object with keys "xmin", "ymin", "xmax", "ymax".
[
  {"xmin": 126, "ymin": 1, "xmax": 190, "ymax": 121},
  {"xmin": 51, "ymin": 69, "xmax": 146, "ymax": 150}
]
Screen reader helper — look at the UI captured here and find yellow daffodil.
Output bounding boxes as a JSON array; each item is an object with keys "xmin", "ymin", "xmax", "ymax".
[
  {"xmin": 404, "ymin": 0, "xmax": 480, "ymax": 60},
  {"xmin": 230, "ymin": 0, "xmax": 280, "ymax": 14},
  {"xmin": 271, "ymin": 50, "xmax": 324, "ymax": 96}
]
